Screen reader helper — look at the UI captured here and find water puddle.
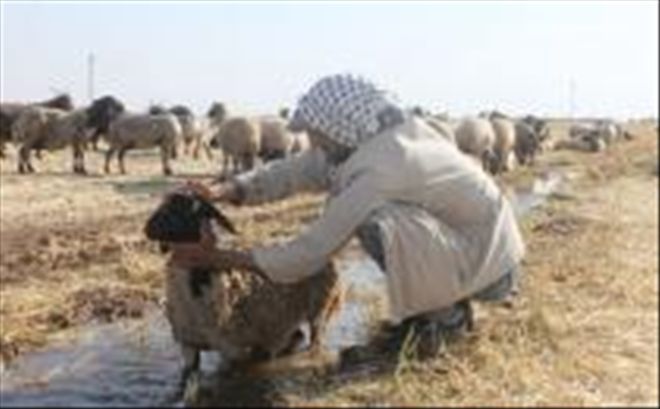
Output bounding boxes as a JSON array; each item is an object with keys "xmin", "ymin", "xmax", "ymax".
[
  {"xmin": 0, "ymin": 171, "xmax": 565, "ymax": 407},
  {"xmin": 509, "ymin": 171, "xmax": 566, "ymax": 219},
  {"xmin": 0, "ymin": 259, "xmax": 386, "ymax": 407}
]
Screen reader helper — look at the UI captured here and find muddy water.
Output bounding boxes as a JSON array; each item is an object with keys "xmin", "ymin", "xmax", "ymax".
[{"xmin": 0, "ymin": 173, "xmax": 563, "ymax": 407}]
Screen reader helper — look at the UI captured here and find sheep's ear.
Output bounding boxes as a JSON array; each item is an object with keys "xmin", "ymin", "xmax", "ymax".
[{"xmin": 206, "ymin": 204, "xmax": 238, "ymax": 235}]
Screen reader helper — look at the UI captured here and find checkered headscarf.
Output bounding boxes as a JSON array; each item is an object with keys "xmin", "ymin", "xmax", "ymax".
[{"xmin": 288, "ymin": 74, "xmax": 405, "ymax": 149}]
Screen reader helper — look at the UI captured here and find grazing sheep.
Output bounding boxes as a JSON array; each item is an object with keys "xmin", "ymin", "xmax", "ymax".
[
  {"xmin": 87, "ymin": 96, "xmax": 181, "ymax": 175},
  {"xmin": 207, "ymin": 102, "xmax": 261, "ymax": 178},
  {"xmin": 488, "ymin": 116, "xmax": 517, "ymax": 174},
  {"xmin": 143, "ymin": 191, "xmax": 343, "ymax": 384},
  {"xmin": 0, "ymin": 94, "xmax": 74, "ymax": 159},
  {"xmin": 169, "ymin": 105, "xmax": 201, "ymax": 158},
  {"xmin": 258, "ymin": 117, "xmax": 294, "ymax": 162},
  {"xmin": 454, "ymin": 117, "xmax": 497, "ymax": 172},
  {"xmin": 479, "ymin": 110, "xmax": 516, "ymax": 175},
  {"xmin": 556, "ymin": 131, "xmax": 606, "ymax": 152},
  {"xmin": 12, "ymin": 106, "xmax": 90, "ymax": 174},
  {"xmin": 568, "ymin": 120, "xmax": 632, "ymax": 149},
  {"xmin": 521, "ymin": 115, "xmax": 552, "ymax": 152},
  {"xmin": 0, "ymin": 109, "xmax": 12, "ymax": 158},
  {"xmin": 513, "ymin": 121, "xmax": 541, "ymax": 166}
]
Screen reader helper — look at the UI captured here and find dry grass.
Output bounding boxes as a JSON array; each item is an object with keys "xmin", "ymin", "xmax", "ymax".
[{"xmin": 0, "ymin": 124, "xmax": 658, "ymax": 406}]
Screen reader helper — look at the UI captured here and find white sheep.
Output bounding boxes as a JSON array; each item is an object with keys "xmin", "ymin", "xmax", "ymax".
[
  {"xmin": 488, "ymin": 115, "xmax": 517, "ymax": 174},
  {"xmin": 88, "ymin": 96, "xmax": 182, "ymax": 175},
  {"xmin": 207, "ymin": 102, "xmax": 261, "ymax": 179},
  {"xmin": 257, "ymin": 116, "xmax": 295, "ymax": 162},
  {"xmin": 1, "ymin": 94, "xmax": 74, "ymax": 159},
  {"xmin": 453, "ymin": 117, "xmax": 497, "ymax": 172},
  {"xmin": 12, "ymin": 106, "xmax": 89, "ymax": 174}
]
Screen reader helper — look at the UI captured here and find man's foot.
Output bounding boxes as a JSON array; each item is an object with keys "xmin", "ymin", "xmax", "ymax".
[{"xmin": 340, "ymin": 300, "xmax": 474, "ymax": 367}]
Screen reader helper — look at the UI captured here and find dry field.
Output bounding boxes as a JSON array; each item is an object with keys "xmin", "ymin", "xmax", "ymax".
[{"xmin": 0, "ymin": 121, "xmax": 658, "ymax": 406}]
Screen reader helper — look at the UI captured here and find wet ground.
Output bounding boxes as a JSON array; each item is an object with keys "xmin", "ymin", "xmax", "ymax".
[
  {"xmin": 0, "ymin": 259, "xmax": 386, "ymax": 407},
  {"xmin": 0, "ymin": 172, "xmax": 566, "ymax": 407}
]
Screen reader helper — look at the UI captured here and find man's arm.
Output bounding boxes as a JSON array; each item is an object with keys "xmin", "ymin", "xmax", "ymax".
[
  {"xmin": 252, "ymin": 171, "xmax": 386, "ymax": 283},
  {"xmin": 217, "ymin": 149, "xmax": 332, "ymax": 206}
]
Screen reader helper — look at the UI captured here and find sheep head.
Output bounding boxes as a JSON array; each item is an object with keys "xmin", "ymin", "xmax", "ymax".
[
  {"xmin": 86, "ymin": 95, "xmax": 125, "ymax": 133},
  {"xmin": 149, "ymin": 104, "xmax": 168, "ymax": 115},
  {"xmin": 39, "ymin": 94, "xmax": 74, "ymax": 111},
  {"xmin": 144, "ymin": 191, "xmax": 237, "ymax": 253},
  {"xmin": 170, "ymin": 105, "xmax": 193, "ymax": 118},
  {"xmin": 207, "ymin": 102, "xmax": 227, "ymax": 123}
]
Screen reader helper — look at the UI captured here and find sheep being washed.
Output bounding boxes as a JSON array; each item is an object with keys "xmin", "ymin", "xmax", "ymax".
[{"xmin": 143, "ymin": 189, "xmax": 344, "ymax": 385}]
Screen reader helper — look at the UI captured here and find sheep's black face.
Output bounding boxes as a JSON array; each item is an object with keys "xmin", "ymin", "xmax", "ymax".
[
  {"xmin": 170, "ymin": 105, "xmax": 193, "ymax": 118},
  {"xmin": 86, "ymin": 96, "xmax": 125, "ymax": 132},
  {"xmin": 44, "ymin": 94, "xmax": 74, "ymax": 111},
  {"xmin": 149, "ymin": 105, "xmax": 168, "ymax": 115},
  {"xmin": 144, "ymin": 192, "xmax": 237, "ymax": 246}
]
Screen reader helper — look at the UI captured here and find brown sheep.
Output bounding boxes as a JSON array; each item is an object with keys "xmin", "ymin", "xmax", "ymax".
[{"xmin": 144, "ymin": 191, "xmax": 343, "ymax": 385}]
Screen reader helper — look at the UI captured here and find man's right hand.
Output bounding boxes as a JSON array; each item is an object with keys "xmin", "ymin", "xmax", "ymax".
[{"xmin": 185, "ymin": 180, "xmax": 241, "ymax": 204}]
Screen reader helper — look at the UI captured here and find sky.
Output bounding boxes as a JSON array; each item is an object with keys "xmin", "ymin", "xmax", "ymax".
[{"xmin": 1, "ymin": 0, "xmax": 658, "ymax": 119}]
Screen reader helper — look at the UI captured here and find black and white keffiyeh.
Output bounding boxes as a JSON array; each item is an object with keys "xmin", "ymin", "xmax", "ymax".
[{"xmin": 288, "ymin": 74, "xmax": 406, "ymax": 149}]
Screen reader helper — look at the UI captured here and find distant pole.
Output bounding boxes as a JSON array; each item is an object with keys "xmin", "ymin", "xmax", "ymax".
[
  {"xmin": 569, "ymin": 77, "xmax": 576, "ymax": 119},
  {"xmin": 87, "ymin": 52, "xmax": 95, "ymax": 102}
]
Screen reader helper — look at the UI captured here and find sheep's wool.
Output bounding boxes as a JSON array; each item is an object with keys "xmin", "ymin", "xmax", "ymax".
[{"xmin": 289, "ymin": 74, "xmax": 405, "ymax": 149}]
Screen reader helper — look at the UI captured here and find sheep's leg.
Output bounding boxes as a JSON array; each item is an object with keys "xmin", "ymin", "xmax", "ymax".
[
  {"xmin": 18, "ymin": 146, "xmax": 34, "ymax": 173},
  {"xmin": 276, "ymin": 329, "xmax": 306, "ymax": 358},
  {"xmin": 309, "ymin": 286, "xmax": 343, "ymax": 354},
  {"xmin": 17, "ymin": 145, "xmax": 27, "ymax": 173},
  {"xmin": 118, "ymin": 146, "xmax": 130, "ymax": 174},
  {"xmin": 178, "ymin": 345, "xmax": 201, "ymax": 402},
  {"xmin": 180, "ymin": 345, "xmax": 200, "ymax": 383},
  {"xmin": 203, "ymin": 142, "xmax": 214, "ymax": 160},
  {"xmin": 72, "ymin": 143, "xmax": 87, "ymax": 175},
  {"xmin": 219, "ymin": 153, "xmax": 229, "ymax": 180},
  {"xmin": 104, "ymin": 147, "xmax": 116, "ymax": 174},
  {"xmin": 161, "ymin": 145, "xmax": 173, "ymax": 176},
  {"xmin": 191, "ymin": 135, "xmax": 201, "ymax": 159},
  {"xmin": 241, "ymin": 154, "xmax": 254, "ymax": 172}
]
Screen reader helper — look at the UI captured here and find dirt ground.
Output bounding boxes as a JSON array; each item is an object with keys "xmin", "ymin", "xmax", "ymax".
[{"xmin": 0, "ymin": 121, "xmax": 658, "ymax": 406}]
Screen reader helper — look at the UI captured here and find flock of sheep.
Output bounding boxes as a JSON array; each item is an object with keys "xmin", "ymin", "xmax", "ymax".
[
  {"xmin": 0, "ymin": 93, "xmax": 633, "ymax": 180},
  {"xmin": 0, "ymin": 94, "xmax": 308, "ymax": 177}
]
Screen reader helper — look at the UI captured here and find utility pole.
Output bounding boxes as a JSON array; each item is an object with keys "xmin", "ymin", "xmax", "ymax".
[
  {"xmin": 569, "ymin": 77, "xmax": 576, "ymax": 119},
  {"xmin": 87, "ymin": 52, "xmax": 95, "ymax": 102}
]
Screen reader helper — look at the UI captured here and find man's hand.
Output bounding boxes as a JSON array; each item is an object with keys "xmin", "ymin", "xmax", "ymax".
[
  {"xmin": 171, "ymin": 180, "xmax": 240, "ymax": 204},
  {"xmin": 169, "ymin": 244, "xmax": 271, "ymax": 282}
]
